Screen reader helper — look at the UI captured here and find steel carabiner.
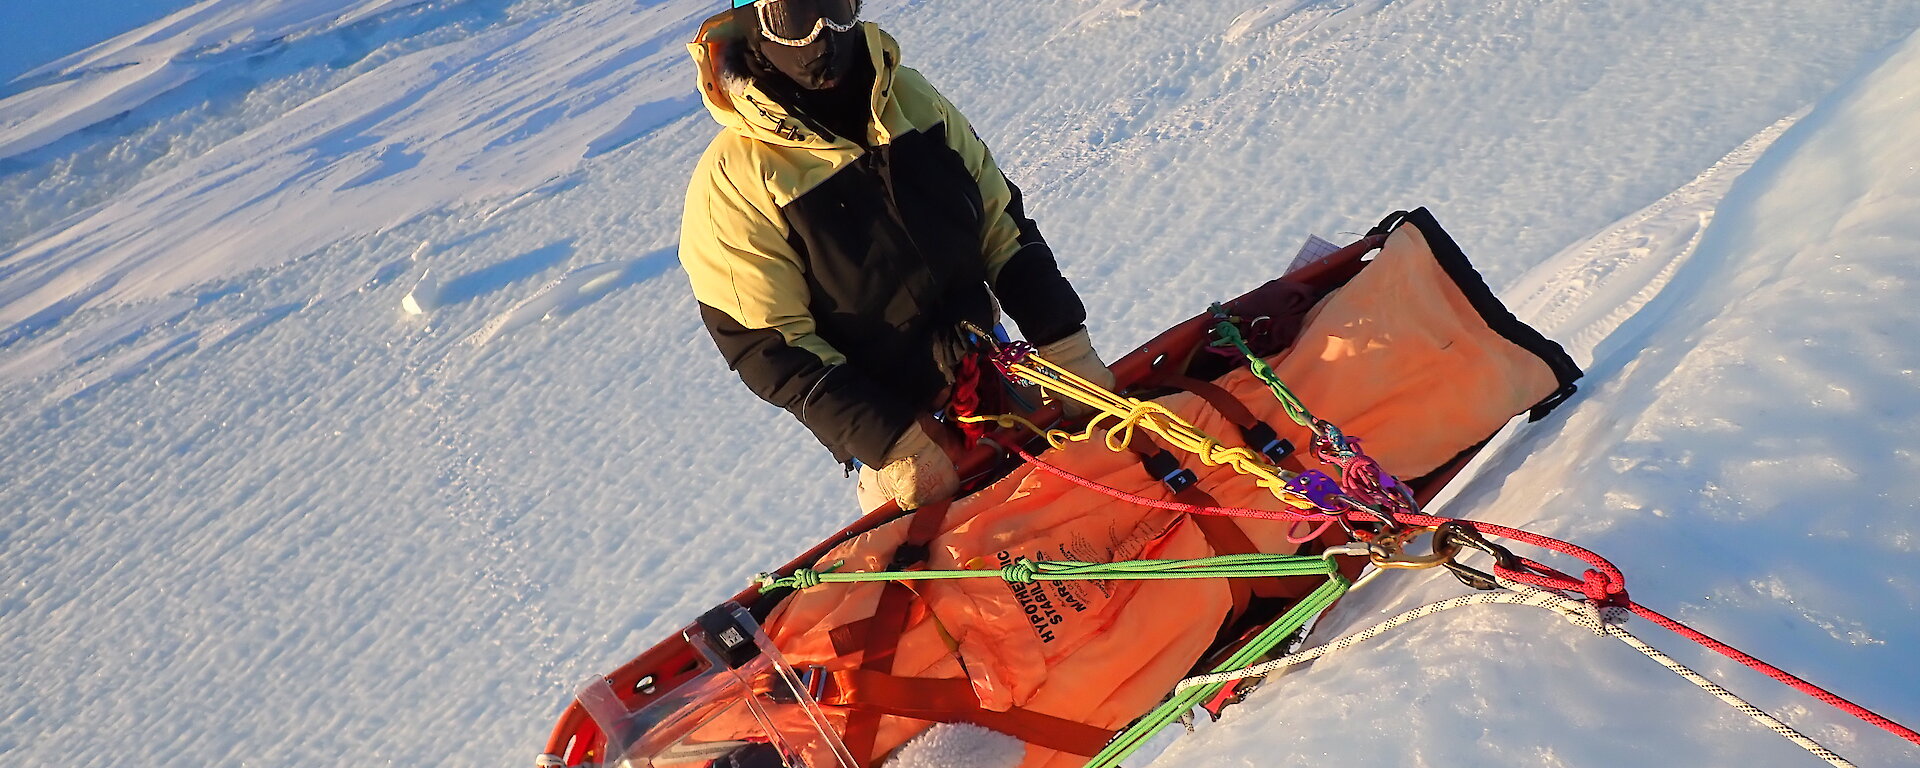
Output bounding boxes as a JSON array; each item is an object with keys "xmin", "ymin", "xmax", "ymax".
[{"xmin": 1367, "ymin": 525, "xmax": 1462, "ymax": 570}]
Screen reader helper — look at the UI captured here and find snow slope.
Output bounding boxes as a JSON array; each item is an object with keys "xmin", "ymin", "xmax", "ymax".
[
  {"xmin": 0, "ymin": 0, "xmax": 202, "ymax": 86},
  {"xmin": 2, "ymin": 1, "xmax": 1917, "ymax": 767},
  {"xmin": 1154, "ymin": 28, "xmax": 1920, "ymax": 767}
]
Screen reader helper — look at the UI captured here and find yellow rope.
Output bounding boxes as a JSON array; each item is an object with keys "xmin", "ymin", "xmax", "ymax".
[{"xmin": 976, "ymin": 352, "xmax": 1322, "ymax": 512}]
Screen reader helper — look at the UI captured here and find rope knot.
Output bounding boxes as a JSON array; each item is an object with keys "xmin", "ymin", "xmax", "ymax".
[
  {"xmin": 1582, "ymin": 568, "xmax": 1627, "ymax": 606},
  {"xmin": 1563, "ymin": 598, "xmax": 1632, "ymax": 636},
  {"xmin": 788, "ymin": 568, "xmax": 824, "ymax": 590},
  {"xmin": 1100, "ymin": 403, "xmax": 1165, "ymax": 453},
  {"xmin": 1000, "ymin": 558, "xmax": 1040, "ymax": 584}
]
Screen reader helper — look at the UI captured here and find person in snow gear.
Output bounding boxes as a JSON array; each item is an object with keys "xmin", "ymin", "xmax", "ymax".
[
  {"xmin": 679, "ymin": 0, "xmax": 1115, "ymax": 512},
  {"xmin": 552, "ymin": 210, "xmax": 1588, "ymax": 768}
]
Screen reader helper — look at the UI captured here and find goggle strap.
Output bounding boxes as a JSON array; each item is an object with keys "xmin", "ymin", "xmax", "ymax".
[{"xmin": 735, "ymin": 0, "xmax": 859, "ymax": 48}]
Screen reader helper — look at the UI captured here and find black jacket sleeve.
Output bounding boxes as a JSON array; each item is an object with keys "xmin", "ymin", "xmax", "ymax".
[
  {"xmin": 698, "ymin": 303, "xmax": 915, "ymax": 466},
  {"xmin": 987, "ymin": 177, "xmax": 1086, "ymax": 347}
]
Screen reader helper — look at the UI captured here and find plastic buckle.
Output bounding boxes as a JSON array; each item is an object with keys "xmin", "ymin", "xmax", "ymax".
[
  {"xmin": 1241, "ymin": 422, "xmax": 1294, "ymax": 465},
  {"xmin": 1162, "ymin": 467, "xmax": 1198, "ymax": 494},
  {"xmin": 1262, "ymin": 438, "xmax": 1294, "ymax": 463},
  {"xmin": 800, "ymin": 665, "xmax": 830, "ymax": 701},
  {"xmin": 694, "ymin": 604, "xmax": 762, "ymax": 669},
  {"xmin": 1257, "ymin": 435, "xmax": 1295, "ymax": 466},
  {"xmin": 1142, "ymin": 450, "xmax": 1198, "ymax": 494}
]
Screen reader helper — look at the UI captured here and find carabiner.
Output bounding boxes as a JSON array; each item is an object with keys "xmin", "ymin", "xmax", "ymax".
[
  {"xmin": 1367, "ymin": 525, "xmax": 1463, "ymax": 570},
  {"xmin": 1338, "ymin": 496, "xmax": 1402, "ymax": 535},
  {"xmin": 1437, "ymin": 521, "xmax": 1518, "ymax": 570},
  {"xmin": 1442, "ymin": 560, "xmax": 1501, "ymax": 591}
]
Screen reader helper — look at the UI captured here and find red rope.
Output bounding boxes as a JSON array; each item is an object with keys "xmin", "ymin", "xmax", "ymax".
[
  {"xmin": 1625, "ymin": 601, "xmax": 1920, "ymax": 746},
  {"xmin": 1389, "ymin": 508, "xmax": 1918, "ymax": 747},
  {"xmin": 1382, "ymin": 510, "xmax": 1629, "ymax": 604},
  {"xmin": 1384, "ymin": 511, "xmax": 1919, "ymax": 746},
  {"xmin": 1001, "ymin": 442, "xmax": 1920, "ymax": 747},
  {"xmin": 951, "ymin": 354, "xmax": 993, "ymax": 446}
]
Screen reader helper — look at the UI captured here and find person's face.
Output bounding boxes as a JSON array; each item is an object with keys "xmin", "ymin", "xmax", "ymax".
[{"xmin": 756, "ymin": 23, "xmax": 859, "ymax": 90}]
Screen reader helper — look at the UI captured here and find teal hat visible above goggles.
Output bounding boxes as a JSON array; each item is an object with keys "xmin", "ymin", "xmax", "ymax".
[{"xmin": 732, "ymin": 0, "xmax": 860, "ymax": 47}]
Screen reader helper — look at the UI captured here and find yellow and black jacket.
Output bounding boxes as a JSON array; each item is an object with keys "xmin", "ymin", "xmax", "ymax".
[{"xmin": 680, "ymin": 17, "xmax": 1085, "ymax": 466}]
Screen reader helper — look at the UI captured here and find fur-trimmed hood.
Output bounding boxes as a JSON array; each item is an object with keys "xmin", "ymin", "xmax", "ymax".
[{"xmin": 686, "ymin": 11, "xmax": 902, "ymax": 149}]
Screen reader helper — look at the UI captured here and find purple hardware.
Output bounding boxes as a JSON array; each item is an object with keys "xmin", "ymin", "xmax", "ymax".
[
  {"xmin": 991, "ymin": 341, "xmax": 1036, "ymax": 373},
  {"xmin": 1285, "ymin": 470, "xmax": 1343, "ymax": 510},
  {"xmin": 1379, "ymin": 471, "xmax": 1402, "ymax": 494},
  {"xmin": 1330, "ymin": 453, "xmax": 1414, "ymax": 513}
]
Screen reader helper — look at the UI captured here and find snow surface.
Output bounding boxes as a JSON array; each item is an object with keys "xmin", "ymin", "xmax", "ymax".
[
  {"xmin": 3, "ymin": 1, "xmax": 1918, "ymax": 767},
  {"xmin": 0, "ymin": 0, "xmax": 202, "ymax": 87}
]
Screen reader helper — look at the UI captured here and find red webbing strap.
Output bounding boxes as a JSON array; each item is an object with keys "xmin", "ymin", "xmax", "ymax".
[
  {"xmin": 950, "ymin": 353, "xmax": 989, "ymax": 445},
  {"xmin": 840, "ymin": 501, "xmax": 951, "ymax": 765},
  {"xmin": 824, "ymin": 670, "xmax": 1117, "ymax": 757},
  {"xmin": 1182, "ymin": 486, "xmax": 1259, "ymax": 618},
  {"xmin": 1120, "ymin": 433, "xmax": 1287, "ymax": 610},
  {"xmin": 829, "ymin": 617, "xmax": 879, "ymax": 658},
  {"xmin": 904, "ymin": 501, "xmax": 950, "ymax": 554},
  {"xmin": 1145, "ymin": 371, "xmax": 1261, "ymax": 429}
]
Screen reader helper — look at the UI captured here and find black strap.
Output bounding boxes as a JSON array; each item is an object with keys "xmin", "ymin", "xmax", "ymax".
[{"xmin": 1144, "ymin": 372, "xmax": 1295, "ymax": 465}]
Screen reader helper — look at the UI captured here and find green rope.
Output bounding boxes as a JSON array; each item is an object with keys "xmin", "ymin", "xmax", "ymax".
[
  {"xmin": 1210, "ymin": 316, "xmax": 1315, "ymax": 429},
  {"xmin": 740, "ymin": 313, "xmax": 1376, "ymax": 765},
  {"xmin": 1082, "ymin": 573, "xmax": 1351, "ymax": 768},
  {"xmin": 1211, "ymin": 314, "xmax": 1358, "ymax": 456},
  {"xmin": 757, "ymin": 553, "xmax": 1351, "ymax": 768},
  {"xmin": 756, "ymin": 553, "xmax": 1338, "ymax": 594}
]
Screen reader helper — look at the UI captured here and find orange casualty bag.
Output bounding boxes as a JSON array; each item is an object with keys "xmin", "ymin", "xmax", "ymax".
[{"xmin": 540, "ymin": 208, "xmax": 1582, "ymax": 768}]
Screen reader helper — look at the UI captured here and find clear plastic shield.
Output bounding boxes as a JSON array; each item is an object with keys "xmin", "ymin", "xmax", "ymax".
[{"xmin": 577, "ymin": 604, "xmax": 856, "ymax": 768}]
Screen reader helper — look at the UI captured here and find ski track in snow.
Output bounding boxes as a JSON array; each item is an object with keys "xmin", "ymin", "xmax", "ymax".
[
  {"xmin": 4, "ymin": 2, "xmax": 1920, "ymax": 767},
  {"xmin": 1150, "ymin": 28, "xmax": 1920, "ymax": 767},
  {"xmin": 1510, "ymin": 111, "xmax": 1806, "ymax": 364}
]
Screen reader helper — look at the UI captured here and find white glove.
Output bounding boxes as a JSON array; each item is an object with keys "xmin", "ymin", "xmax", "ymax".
[
  {"xmin": 1035, "ymin": 326, "xmax": 1115, "ymax": 418},
  {"xmin": 868, "ymin": 417, "xmax": 962, "ymax": 510}
]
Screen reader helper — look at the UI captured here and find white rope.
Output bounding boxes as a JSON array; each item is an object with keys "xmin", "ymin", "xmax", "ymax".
[
  {"xmin": 1175, "ymin": 579, "xmax": 1856, "ymax": 767},
  {"xmin": 1176, "ymin": 585, "xmax": 1567, "ymax": 689}
]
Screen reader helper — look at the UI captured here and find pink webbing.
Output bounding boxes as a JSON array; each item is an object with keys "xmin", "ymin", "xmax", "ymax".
[{"xmin": 1003, "ymin": 442, "xmax": 1335, "ymax": 540}]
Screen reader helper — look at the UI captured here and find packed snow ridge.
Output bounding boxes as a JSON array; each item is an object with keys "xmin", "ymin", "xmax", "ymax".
[{"xmin": 2, "ymin": 2, "xmax": 1917, "ymax": 768}]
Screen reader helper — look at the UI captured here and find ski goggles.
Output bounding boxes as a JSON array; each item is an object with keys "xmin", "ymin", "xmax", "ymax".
[{"xmin": 733, "ymin": 0, "xmax": 860, "ymax": 48}]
